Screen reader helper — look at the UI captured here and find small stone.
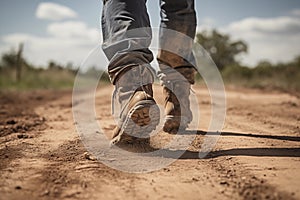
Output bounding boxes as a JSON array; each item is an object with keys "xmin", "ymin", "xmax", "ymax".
[
  {"xmin": 41, "ymin": 190, "xmax": 50, "ymax": 196},
  {"xmin": 7, "ymin": 120, "xmax": 17, "ymax": 125},
  {"xmin": 15, "ymin": 186, "xmax": 22, "ymax": 190},
  {"xmin": 17, "ymin": 134, "xmax": 28, "ymax": 139},
  {"xmin": 84, "ymin": 152, "xmax": 97, "ymax": 161},
  {"xmin": 220, "ymin": 180, "xmax": 228, "ymax": 185},
  {"xmin": 81, "ymin": 182, "xmax": 88, "ymax": 188},
  {"xmin": 163, "ymin": 168, "xmax": 170, "ymax": 172},
  {"xmin": 192, "ymin": 178, "xmax": 199, "ymax": 182}
]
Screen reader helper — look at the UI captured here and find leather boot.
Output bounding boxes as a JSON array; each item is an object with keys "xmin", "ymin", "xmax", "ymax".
[
  {"xmin": 161, "ymin": 67, "xmax": 195, "ymax": 134},
  {"xmin": 109, "ymin": 65, "xmax": 160, "ymax": 145}
]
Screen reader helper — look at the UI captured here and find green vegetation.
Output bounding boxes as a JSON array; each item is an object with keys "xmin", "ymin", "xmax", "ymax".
[
  {"xmin": 196, "ymin": 29, "xmax": 247, "ymax": 71},
  {"xmin": 196, "ymin": 29, "xmax": 300, "ymax": 95},
  {"xmin": 0, "ymin": 48, "xmax": 109, "ymax": 91},
  {"xmin": 221, "ymin": 58, "xmax": 300, "ymax": 94}
]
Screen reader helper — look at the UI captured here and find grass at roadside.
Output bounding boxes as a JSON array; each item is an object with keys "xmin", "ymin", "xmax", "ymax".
[
  {"xmin": 221, "ymin": 64, "xmax": 300, "ymax": 96},
  {"xmin": 0, "ymin": 67, "xmax": 110, "ymax": 91},
  {"xmin": 1, "ymin": 60, "xmax": 299, "ymax": 97}
]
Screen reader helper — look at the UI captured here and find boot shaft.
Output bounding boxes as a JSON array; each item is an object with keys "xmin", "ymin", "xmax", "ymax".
[{"xmin": 113, "ymin": 65, "xmax": 155, "ymax": 118}]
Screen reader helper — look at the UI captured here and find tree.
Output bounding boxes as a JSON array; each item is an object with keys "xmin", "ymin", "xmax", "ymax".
[
  {"xmin": 48, "ymin": 61, "xmax": 63, "ymax": 70},
  {"xmin": 196, "ymin": 29, "xmax": 247, "ymax": 70},
  {"xmin": 292, "ymin": 55, "xmax": 300, "ymax": 68},
  {"xmin": 16, "ymin": 43, "xmax": 24, "ymax": 82},
  {"xmin": 1, "ymin": 44, "xmax": 26, "ymax": 82},
  {"xmin": 1, "ymin": 50, "xmax": 18, "ymax": 68}
]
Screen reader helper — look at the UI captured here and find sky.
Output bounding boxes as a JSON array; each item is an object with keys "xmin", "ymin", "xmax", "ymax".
[{"xmin": 0, "ymin": 0, "xmax": 300, "ymax": 68}]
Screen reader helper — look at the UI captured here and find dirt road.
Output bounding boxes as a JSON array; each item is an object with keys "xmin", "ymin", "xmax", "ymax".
[{"xmin": 0, "ymin": 85, "xmax": 299, "ymax": 200}]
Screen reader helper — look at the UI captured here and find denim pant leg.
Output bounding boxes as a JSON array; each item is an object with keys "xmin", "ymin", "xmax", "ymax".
[
  {"xmin": 158, "ymin": 0, "xmax": 197, "ymax": 84},
  {"xmin": 101, "ymin": 0, "xmax": 154, "ymax": 84}
]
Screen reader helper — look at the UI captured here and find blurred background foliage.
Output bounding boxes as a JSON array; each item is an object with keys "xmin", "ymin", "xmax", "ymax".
[
  {"xmin": 195, "ymin": 29, "xmax": 300, "ymax": 96},
  {"xmin": 0, "ymin": 48, "xmax": 110, "ymax": 90},
  {"xmin": 0, "ymin": 29, "xmax": 299, "ymax": 96}
]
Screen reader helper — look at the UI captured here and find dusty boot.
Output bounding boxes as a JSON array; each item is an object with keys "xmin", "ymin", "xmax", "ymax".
[
  {"xmin": 160, "ymin": 67, "xmax": 196, "ymax": 134},
  {"xmin": 109, "ymin": 65, "xmax": 160, "ymax": 146}
]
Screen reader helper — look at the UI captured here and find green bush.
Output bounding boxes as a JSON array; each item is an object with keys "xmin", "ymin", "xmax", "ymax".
[{"xmin": 220, "ymin": 58, "xmax": 300, "ymax": 95}]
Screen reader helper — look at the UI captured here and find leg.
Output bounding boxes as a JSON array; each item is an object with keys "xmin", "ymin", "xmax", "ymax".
[
  {"xmin": 101, "ymin": 0, "xmax": 160, "ymax": 146},
  {"xmin": 101, "ymin": 0, "xmax": 154, "ymax": 83},
  {"xmin": 158, "ymin": 0, "xmax": 197, "ymax": 133},
  {"xmin": 158, "ymin": 0, "xmax": 197, "ymax": 69}
]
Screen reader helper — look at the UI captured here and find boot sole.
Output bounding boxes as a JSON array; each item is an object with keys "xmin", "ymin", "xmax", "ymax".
[{"xmin": 110, "ymin": 100, "xmax": 160, "ymax": 145}]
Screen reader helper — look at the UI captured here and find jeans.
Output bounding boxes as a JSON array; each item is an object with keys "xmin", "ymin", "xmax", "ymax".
[{"xmin": 101, "ymin": 0, "xmax": 197, "ymax": 84}]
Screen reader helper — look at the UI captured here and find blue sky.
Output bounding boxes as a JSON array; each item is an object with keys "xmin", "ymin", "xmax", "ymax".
[{"xmin": 0, "ymin": 0, "xmax": 300, "ymax": 67}]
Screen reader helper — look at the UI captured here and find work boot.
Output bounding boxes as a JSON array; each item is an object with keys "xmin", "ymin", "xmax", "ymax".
[
  {"xmin": 160, "ymin": 67, "xmax": 196, "ymax": 134},
  {"xmin": 109, "ymin": 65, "xmax": 160, "ymax": 146}
]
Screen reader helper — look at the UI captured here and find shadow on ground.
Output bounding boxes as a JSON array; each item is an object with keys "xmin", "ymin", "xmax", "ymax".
[{"xmin": 158, "ymin": 130, "xmax": 300, "ymax": 159}]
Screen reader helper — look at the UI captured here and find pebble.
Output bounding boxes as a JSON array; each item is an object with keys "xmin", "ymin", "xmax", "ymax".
[
  {"xmin": 192, "ymin": 177, "xmax": 199, "ymax": 182},
  {"xmin": 6, "ymin": 120, "xmax": 17, "ymax": 125},
  {"xmin": 17, "ymin": 134, "xmax": 28, "ymax": 139},
  {"xmin": 41, "ymin": 190, "xmax": 50, "ymax": 196},
  {"xmin": 84, "ymin": 152, "xmax": 97, "ymax": 161},
  {"xmin": 163, "ymin": 168, "xmax": 170, "ymax": 172},
  {"xmin": 15, "ymin": 186, "xmax": 22, "ymax": 190},
  {"xmin": 220, "ymin": 180, "xmax": 228, "ymax": 185}
]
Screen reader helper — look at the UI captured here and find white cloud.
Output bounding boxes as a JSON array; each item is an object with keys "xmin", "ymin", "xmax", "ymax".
[
  {"xmin": 47, "ymin": 21, "xmax": 99, "ymax": 41},
  {"xmin": 2, "ymin": 34, "xmax": 31, "ymax": 45},
  {"xmin": 227, "ymin": 16, "xmax": 300, "ymax": 35},
  {"xmin": 36, "ymin": 2, "xmax": 77, "ymax": 21},
  {"xmin": 220, "ymin": 15, "xmax": 300, "ymax": 66},
  {"xmin": 0, "ymin": 21, "xmax": 103, "ymax": 67},
  {"xmin": 291, "ymin": 9, "xmax": 300, "ymax": 16},
  {"xmin": 196, "ymin": 17, "xmax": 216, "ymax": 33}
]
